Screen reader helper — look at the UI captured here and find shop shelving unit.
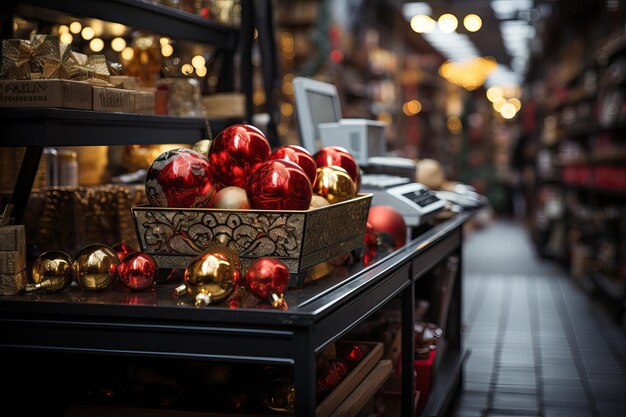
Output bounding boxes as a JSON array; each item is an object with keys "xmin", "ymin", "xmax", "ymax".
[
  {"xmin": 0, "ymin": 210, "xmax": 471, "ymax": 417},
  {"xmin": 530, "ymin": 31, "xmax": 626, "ymax": 327},
  {"xmin": 0, "ymin": 0, "xmax": 256, "ymax": 224}
]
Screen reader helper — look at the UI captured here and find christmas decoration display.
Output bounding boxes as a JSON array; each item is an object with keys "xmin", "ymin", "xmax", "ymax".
[
  {"xmin": 212, "ymin": 186, "xmax": 251, "ymax": 210},
  {"xmin": 243, "ymin": 257, "xmax": 290, "ymax": 307},
  {"xmin": 145, "ymin": 148, "xmax": 216, "ymax": 208},
  {"xmin": 271, "ymin": 145, "xmax": 317, "ymax": 185},
  {"xmin": 314, "ymin": 146, "xmax": 361, "ymax": 191},
  {"xmin": 111, "ymin": 242, "xmax": 137, "ymax": 262},
  {"xmin": 246, "ymin": 159, "xmax": 313, "ymax": 210},
  {"xmin": 367, "ymin": 205, "xmax": 407, "ymax": 249},
  {"xmin": 309, "ymin": 195, "xmax": 331, "ymax": 209},
  {"xmin": 27, "ymin": 250, "xmax": 73, "ymax": 293},
  {"xmin": 209, "ymin": 124, "xmax": 271, "ymax": 188},
  {"xmin": 182, "ymin": 245, "xmax": 241, "ymax": 306},
  {"xmin": 312, "ymin": 166, "xmax": 356, "ymax": 204},
  {"xmin": 117, "ymin": 252, "xmax": 158, "ymax": 291},
  {"xmin": 72, "ymin": 244, "xmax": 119, "ymax": 291}
]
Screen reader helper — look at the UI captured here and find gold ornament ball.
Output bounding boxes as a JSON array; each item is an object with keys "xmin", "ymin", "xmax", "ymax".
[
  {"xmin": 309, "ymin": 194, "xmax": 330, "ymax": 209},
  {"xmin": 192, "ymin": 139, "xmax": 213, "ymax": 158},
  {"xmin": 312, "ymin": 166, "xmax": 356, "ymax": 204},
  {"xmin": 212, "ymin": 186, "xmax": 251, "ymax": 209},
  {"xmin": 72, "ymin": 244, "xmax": 120, "ymax": 291},
  {"xmin": 184, "ymin": 245, "xmax": 241, "ymax": 306},
  {"xmin": 30, "ymin": 250, "xmax": 74, "ymax": 292}
]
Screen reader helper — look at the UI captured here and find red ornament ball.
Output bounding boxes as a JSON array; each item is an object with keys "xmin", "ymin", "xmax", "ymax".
[
  {"xmin": 271, "ymin": 145, "xmax": 317, "ymax": 185},
  {"xmin": 111, "ymin": 242, "xmax": 137, "ymax": 262},
  {"xmin": 314, "ymin": 146, "xmax": 361, "ymax": 191},
  {"xmin": 117, "ymin": 252, "xmax": 158, "ymax": 291},
  {"xmin": 145, "ymin": 148, "xmax": 216, "ymax": 208},
  {"xmin": 244, "ymin": 257, "xmax": 290, "ymax": 305},
  {"xmin": 367, "ymin": 205, "xmax": 407, "ymax": 249},
  {"xmin": 209, "ymin": 124, "xmax": 271, "ymax": 188},
  {"xmin": 246, "ymin": 159, "xmax": 312, "ymax": 210}
]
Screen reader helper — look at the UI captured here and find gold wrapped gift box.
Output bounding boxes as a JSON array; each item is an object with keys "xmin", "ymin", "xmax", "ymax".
[{"xmin": 131, "ymin": 194, "xmax": 372, "ymax": 280}]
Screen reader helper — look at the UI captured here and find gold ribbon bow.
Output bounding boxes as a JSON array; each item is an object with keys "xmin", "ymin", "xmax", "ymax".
[
  {"xmin": 1, "ymin": 35, "xmax": 73, "ymax": 80},
  {"xmin": 69, "ymin": 54, "xmax": 113, "ymax": 86}
]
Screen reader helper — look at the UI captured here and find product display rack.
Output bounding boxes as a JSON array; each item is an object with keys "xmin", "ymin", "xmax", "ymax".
[
  {"xmin": 0, "ymin": 0, "xmax": 254, "ymax": 224},
  {"xmin": 0, "ymin": 210, "xmax": 471, "ymax": 417}
]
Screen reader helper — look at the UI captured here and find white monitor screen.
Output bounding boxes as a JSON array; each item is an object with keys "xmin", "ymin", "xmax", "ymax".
[{"xmin": 293, "ymin": 77, "xmax": 343, "ymax": 152}]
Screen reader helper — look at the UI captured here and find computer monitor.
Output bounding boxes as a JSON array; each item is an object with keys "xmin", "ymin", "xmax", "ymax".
[{"xmin": 293, "ymin": 76, "xmax": 342, "ymax": 153}]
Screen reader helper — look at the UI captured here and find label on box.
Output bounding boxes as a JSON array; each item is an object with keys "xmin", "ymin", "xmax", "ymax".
[
  {"xmin": 0, "ymin": 225, "xmax": 26, "ymax": 251},
  {"xmin": 134, "ymin": 91, "xmax": 155, "ymax": 114},
  {"xmin": 0, "ymin": 251, "xmax": 25, "ymax": 274},
  {"xmin": 93, "ymin": 86, "xmax": 135, "ymax": 112},
  {"xmin": 0, "ymin": 269, "xmax": 26, "ymax": 295},
  {"xmin": 0, "ymin": 80, "xmax": 92, "ymax": 109}
]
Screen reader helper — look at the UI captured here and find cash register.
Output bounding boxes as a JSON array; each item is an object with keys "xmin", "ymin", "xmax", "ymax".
[{"xmin": 293, "ymin": 77, "xmax": 444, "ymax": 227}]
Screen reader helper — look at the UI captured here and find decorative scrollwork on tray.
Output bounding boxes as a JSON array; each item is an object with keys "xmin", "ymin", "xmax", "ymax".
[{"xmin": 134, "ymin": 209, "xmax": 305, "ymax": 258}]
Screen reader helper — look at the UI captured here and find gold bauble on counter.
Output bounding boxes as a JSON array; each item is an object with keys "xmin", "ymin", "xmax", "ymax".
[
  {"xmin": 309, "ymin": 195, "xmax": 331, "ymax": 209},
  {"xmin": 27, "ymin": 250, "xmax": 74, "ymax": 293},
  {"xmin": 72, "ymin": 244, "xmax": 120, "ymax": 291},
  {"xmin": 184, "ymin": 245, "xmax": 241, "ymax": 306}
]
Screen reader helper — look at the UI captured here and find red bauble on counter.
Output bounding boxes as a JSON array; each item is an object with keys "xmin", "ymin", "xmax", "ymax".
[
  {"xmin": 367, "ymin": 205, "xmax": 407, "ymax": 249},
  {"xmin": 117, "ymin": 252, "xmax": 158, "ymax": 291},
  {"xmin": 209, "ymin": 124, "xmax": 271, "ymax": 188},
  {"xmin": 145, "ymin": 148, "xmax": 216, "ymax": 208},
  {"xmin": 314, "ymin": 146, "xmax": 361, "ymax": 191},
  {"xmin": 246, "ymin": 159, "xmax": 313, "ymax": 210},
  {"xmin": 111, "ymin": 242, "xmax": 137, "ymax": 262},
  {"xmin": 244, "ymin": 257, "xmax": 290, "ymax": 307},
  {"xmin": 271, "ymin": 145, "xmax": 317, "ymax": 185}
]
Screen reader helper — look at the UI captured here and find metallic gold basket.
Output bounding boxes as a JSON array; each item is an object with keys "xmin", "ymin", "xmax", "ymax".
[{"xmin": 131, "ymin": 194, "xmax": 372, "ymax": 279}]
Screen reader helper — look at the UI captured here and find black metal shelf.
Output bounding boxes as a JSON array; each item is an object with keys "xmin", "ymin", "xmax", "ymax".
[
  {"xmin": 0, "ymin": 211, "xmax": 473, "ymax": 416},
  {"xmin": 0, "ymin": 108, "xmax": 241, "ymax": 146},
  {"xmin": 15, "ymin": 0, "xmax": 239, "ymax": 49}
]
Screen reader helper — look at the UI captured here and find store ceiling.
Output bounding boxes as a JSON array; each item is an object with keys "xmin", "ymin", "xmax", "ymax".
[{"xmin": 398, "ymin": 0, "xmax": 540, "ymax": 87}]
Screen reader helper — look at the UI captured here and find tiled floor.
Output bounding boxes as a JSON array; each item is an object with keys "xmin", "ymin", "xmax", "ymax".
[{"xmin": 447, "ymin": 220, "xmax": 626, "ymax": 417}]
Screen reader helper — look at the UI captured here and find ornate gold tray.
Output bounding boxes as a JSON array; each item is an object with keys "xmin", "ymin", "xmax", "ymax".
[{"xmin": 131, "ymin": 194, "xmax": 372, "ymax": 277}]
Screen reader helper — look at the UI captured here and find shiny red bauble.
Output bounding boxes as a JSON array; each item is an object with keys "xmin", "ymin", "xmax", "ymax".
[
  {"xmin": 209, "ymin": 124, "xmax": 271, "ymax": 188},
  {"xmin": 246, "ymin": 159, "xmax": 313, "ymax": 210},
  {"xmin": 363, "ymin": 221, "xmax": 377, "ymax": 266},
  {"xmin": 145, "ymin": 148, "xmax": 216, "ymax": 208},
  {"xmin": 117, "ymin": 252, "xmax": 158, "ymax": 291},
  {"xmin": 271, "ymin": 145, "xmax": 317, "ymax": 186},
  {"xmin": 244, "ymin": 257, "xmax": 290, "ymax": 301},
  {"xmin": 313, "ymin": 146, "xmax": 360, "ymax": 191},
  {"xmin": 367, "ymin": 205, "xmax": 407, "ymax": 249},
  {"xmin": 111, "ymin": 242, "xmax": 137, "ymax": 262}
]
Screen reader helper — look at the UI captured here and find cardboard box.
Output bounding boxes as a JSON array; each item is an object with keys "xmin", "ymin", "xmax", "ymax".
[
  {"xmin": 0, "ymin": 269, "xmax": 26, "ymax": 295},
  {"xmin": 134, "ymin": 90, "xmax": 155, "ymax": 114},
  {"xmin": 92, "ymin": 86, "xmax": 135, "ymax": 112},
  {"xmin": 0, "ymin": 79, "xmax": 92, "ymax": 109},
  {"xmin": 0, "ymin": 250, "xmax": 25, "ymax": 274},
  {"xmin": 0, "ymin": 224, "xmax": 26, "ymax": 251},
  {"xmin": 202, "ymin": 93, "xmax": 245, "ymax": 117}
]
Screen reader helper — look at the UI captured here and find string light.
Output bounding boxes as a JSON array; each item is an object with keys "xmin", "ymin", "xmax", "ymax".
[
  {"xmin": 89, "ymin": 38, "xmax": 104, "ymax": 52},
  {"xmin": 403, "ymin": 99, "xmax": 422, "ymax": 116},
  {"xmin": 463, "ymin": 14, "xmax": 482, "ymax": 32},
  {"xmin": 58, "ymin": 25, "xmax": 69, "ymax": 34},
  {"xmin": 161, "ymin": 44, "xmax": 173, "ymax": 57},
  {"xmin": 121, "ymin": 47, "xmax": 134, "ymax": 61},
  {"xmin": 500, "ymin": 102, "xmax": 517, "ymax": 119},
  {"xmin": 411, "ymin": 15, "xmax": 436, "ymax": 33},
  {"xmin": 111, "ymin": 37, "xmax": 126, "ymax": 52},
  {"xmin": 508, "ymin": 97, "xmax": 522, "ymax": 111},
  {"xmin": 191, "ymin": 55, "xmax": 206, "ymax": 70},
  {"xmin": 59, "ymin": 32, "xmax": 73, "ymax": 44},
  {"xmin": 447, "ymin": 116, "xmax": 463, "ymax": 134},
  {"xmin": 81, "ymin": 27, "xmax": 95, "ymax": 40},
  {"xmin": 486, "ymin": 86, "xmax": 503, "ymax": 102},
  {"xmin": 196, "ymin": 66, "xmax": 207, "ymax": 77},
  {"xmin": 159, "ymin": 37, "xmax": 170, "ymax": 46},
  {"xmin": 69, "ymin": 21, "xmax": 82, "ymax": 34},
  {"xmin": 181, "ymin": 64, "xmax": 194, "ymax": 75},
  {"xmin": 438, "ymin": 14, "xmax": 458, "ymax": 33}
]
